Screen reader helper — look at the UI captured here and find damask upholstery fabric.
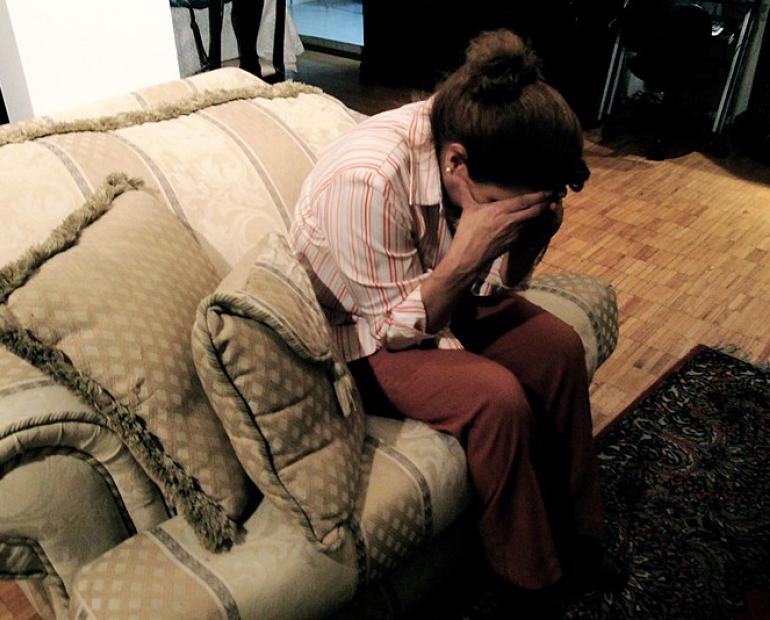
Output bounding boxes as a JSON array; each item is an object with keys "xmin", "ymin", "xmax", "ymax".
[
  {"xmin": 2, "ymin": 455, "xmax": 146, "ymax": 611},
  {"xmin": 70, "ymin": 415, "xmax": 472, "ymax": 619},
  {"xmin": 0, "ymin": 349, "xmax": 168, "ymax": 536},
  {"xmin": 0, "ymin": 346, "xmax": 168, "ymax": 609},
  {"xmin": 0, "ymin": 178, "xmax": 251, "ymax": 550},
  {"xmin": 192, "ymin": 234, "xmax": 365, "ymax": 551},
  {"xmin": 0, "ymin": 69, "xmax": 359, "ymax": 276}
]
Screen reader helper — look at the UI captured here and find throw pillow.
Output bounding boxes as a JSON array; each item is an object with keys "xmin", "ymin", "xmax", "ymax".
[
  {"xmin": 191, "ymin": 233, "xmax": 365, "ymax": 551},
  {"xmin": 0, "ymin": 173, "xmax": 251, "ymax": 552}
]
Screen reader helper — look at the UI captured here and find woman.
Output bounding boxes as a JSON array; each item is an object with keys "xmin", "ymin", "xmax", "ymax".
[{"xmin": 290, "ymin": 30, "xmax": 616, "ymax": 614}]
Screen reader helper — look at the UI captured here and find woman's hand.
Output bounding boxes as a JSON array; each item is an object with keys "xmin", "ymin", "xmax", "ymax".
[
  {"xmin": 527, "ymin": 196, "xmax": 564, "ymax": 243},
  {"xmin": 447, "ymin": 178, "xmax": 554, "ymax": 277},
  {"xmin": 421, "ymin": 177, "xmax": 560, "ymax": 334}
]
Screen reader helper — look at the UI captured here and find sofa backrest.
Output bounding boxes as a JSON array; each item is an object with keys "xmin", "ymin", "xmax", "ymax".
[
  {"xmin": 0, "ymin": 67, "xmax": 360, "ymax": 277},
  {"xmin": 0, "ymin": 68, "xmax": 366, "ymax": 561}
]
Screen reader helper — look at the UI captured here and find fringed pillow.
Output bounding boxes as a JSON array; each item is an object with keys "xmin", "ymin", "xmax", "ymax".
[
  {"xmin": 0, "ymin": 174, "xmax": 251, "ymax": 552},
  {"xmin": 192, "ymin": 233, "xmax": 365, "ymax": 551}
]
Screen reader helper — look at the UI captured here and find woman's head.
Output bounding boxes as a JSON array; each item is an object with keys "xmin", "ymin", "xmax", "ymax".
[{"xmin": 431, "ymin": 30, "xmax": 589, "ymax": 196}]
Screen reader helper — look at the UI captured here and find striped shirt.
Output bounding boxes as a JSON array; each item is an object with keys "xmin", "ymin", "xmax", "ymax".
[{"xmin": 290, "ymin": 99, "xmax": 532, "ymax": 362}]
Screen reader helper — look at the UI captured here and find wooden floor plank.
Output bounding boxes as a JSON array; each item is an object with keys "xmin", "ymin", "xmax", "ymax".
[{"xmin": 0, "ymin": 584, "xmax": 39, "ymax": 620}]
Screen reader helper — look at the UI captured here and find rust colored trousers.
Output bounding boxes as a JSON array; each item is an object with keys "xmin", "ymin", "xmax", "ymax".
[{"xmin": 348, "ymin": 293, "xmax": 604, "ymax": 589}]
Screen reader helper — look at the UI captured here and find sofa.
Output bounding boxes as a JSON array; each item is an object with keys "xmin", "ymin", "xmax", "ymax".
[{"xmin": 0, "ymin": 68, "xmax": 619, "ymax": 620}]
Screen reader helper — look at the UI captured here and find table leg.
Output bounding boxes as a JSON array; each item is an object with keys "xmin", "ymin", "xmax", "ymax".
[
  {"xmin": 272, "ymin": 0, "xmax": 286, "ymax": 79},
  {"xmin": 208, "ymin": 0, "xmax": 224, "ymax": 70},
  {"xmin": 232, "ymin": 0, "xmax": 264, "ymax": 76}
]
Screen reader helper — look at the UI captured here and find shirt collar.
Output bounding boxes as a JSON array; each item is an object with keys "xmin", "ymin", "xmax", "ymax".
[{"xmin": 407, "ymin": 98, "xmax": 443, "ymax": 208}]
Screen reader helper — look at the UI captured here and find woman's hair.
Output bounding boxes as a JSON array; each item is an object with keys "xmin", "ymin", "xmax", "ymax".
[{"xmin": 431, "ymin": 30, "xmax": 589, "ymax": 191}]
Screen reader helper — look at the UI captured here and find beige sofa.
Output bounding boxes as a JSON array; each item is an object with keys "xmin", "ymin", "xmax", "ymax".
[{"xmin": 0, "ymin": 68, "xmax": 618, "ymax": 620}]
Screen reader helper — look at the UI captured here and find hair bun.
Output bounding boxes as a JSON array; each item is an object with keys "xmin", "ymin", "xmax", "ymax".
[{"xmin": 464, "ymin": 30, "xmax": 542, "ymax": 101}]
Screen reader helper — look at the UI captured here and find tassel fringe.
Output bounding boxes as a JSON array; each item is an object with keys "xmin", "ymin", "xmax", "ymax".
[{"xmin": 331, "ymin": 361, "xmax": 358, "ymax": 419}]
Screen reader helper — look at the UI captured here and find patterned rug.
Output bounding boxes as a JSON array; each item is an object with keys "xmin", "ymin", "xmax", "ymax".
[
  {"xmin": 406, "ymin": 345, "xmax": 770, "ymax": 620},
  {"xmin": 566, "ymin": 345, "xmax": 770, "ymax": 619}
]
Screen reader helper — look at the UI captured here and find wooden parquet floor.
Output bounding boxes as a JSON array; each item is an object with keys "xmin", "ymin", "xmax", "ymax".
[
  {"xmin": 547, "ymin": 133, "xmax": 770, "ymax": 433},
  {"xmin": 0, "ymin": 585, "xmax": 38, "ymax": 620},
  {"xmin": 2, "ymin": 50, "xmax": 770, "ymax": 618}
]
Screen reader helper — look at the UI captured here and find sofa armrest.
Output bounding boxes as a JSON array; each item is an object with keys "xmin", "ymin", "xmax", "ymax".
[
  {"xmin": 523, "ymin": 273, "xmax": 619, "ymax": 380},
  {"xmin": 0, "ymin": 350, "xmax": 169, "ymax": 614}
]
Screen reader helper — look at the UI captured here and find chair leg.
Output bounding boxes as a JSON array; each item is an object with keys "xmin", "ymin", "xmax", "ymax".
[
  {"xmin": 188, "ymin": 8, "xmax": 209, "ymax": 69},
  {"xmin": 600, "ymin": 103, "xmax": 626, "ymax": 144},
  {"xmin": 707, "ymin": 132, "xmax": 730, "ymax": 159},
  {"xmin": 645, "ymin": 91, "xmax": 676, "ymax": 161},
  {"xmin": 601, "ymin": 121, "xmax": 618, "ymax": 143},
  {"xmin": 647, "ymin": 136, "xmax": 668, "ymax": 161},
  {"xmin": 207, "ymin": 0, "xmax": 224, "ymax": 70},
  {"xmin": 232, "ymin": 0, "xmax": 265, "ymax": 77},
  {"xmin": 272, "ymin": 0, "xmax": 287, "ymax": 80}
]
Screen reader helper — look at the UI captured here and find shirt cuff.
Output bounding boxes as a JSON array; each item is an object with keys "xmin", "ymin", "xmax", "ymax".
[
  {"xmin": 473, "ymin": 247, "xmax": 546, "ymax": 297},
  {"xmin": 380, "ymin": 284, "xmax": 443, "ymax": 351}
]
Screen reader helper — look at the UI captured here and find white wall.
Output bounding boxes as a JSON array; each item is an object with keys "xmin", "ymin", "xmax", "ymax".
[{"xmin": 0, "ymin": 0, "xmax": 180, "ymax": 122}]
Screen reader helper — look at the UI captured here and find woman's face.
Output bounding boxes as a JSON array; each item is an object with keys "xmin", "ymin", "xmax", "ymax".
[
  {"xmin": 462, "ymin": 178, "xmax": 537, "ymax": 205},
  {"xmin": 442, "ymin": 167, "xmax": 565, "ymax": 214},
  {"xmin": 439, "ymin": 142, "xmax": 566, "ymax": 213}
]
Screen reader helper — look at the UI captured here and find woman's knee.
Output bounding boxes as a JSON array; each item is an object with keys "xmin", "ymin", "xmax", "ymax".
[
  {"xmin": 538, "ymin": 313, "xmax": 586, "ymax": 369},
  {"xmin": 472, "ymin": 365, "xmax": 534, "ymax": 434}
]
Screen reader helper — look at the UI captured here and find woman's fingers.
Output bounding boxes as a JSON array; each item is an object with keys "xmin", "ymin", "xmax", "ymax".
[
  {"xmin": 453, "ymin": 176, "xmax": 481, "ymax": 212},
  {"xmin": 500, "ymin": 201, "xmax": 548, "ymax": 225},
  {"xmin": 496, "ymin": 190, "xmax": 554, "ymax": 214}
]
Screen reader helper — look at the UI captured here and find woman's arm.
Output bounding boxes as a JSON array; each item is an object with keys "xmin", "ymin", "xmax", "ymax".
[
  {"xmin": 421, "ymin": 188, "xmax": 555, "ymax": 333},
  {"xmin": 318, "ymin": 168, "xmax": 552, "ymax": 346},
  {"xmin": 317, "ymin": 168, "xmax": 443, "ymax": 350},
  {"xmin": 500, "ymin": 203, "xmax": 563, "ymax": 288}
]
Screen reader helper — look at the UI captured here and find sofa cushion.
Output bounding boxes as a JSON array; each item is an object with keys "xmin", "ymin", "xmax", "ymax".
[
  {"xmin": 70, "ymin": 415, "xmax": 472, "ymax": 619},
  {"xmin": 192, "ymin": 233, "xmax": 365, "ymax": 551},
  {"xmin": 0, "ymin": 173, "xmax": 251, "ymax": 552}
]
